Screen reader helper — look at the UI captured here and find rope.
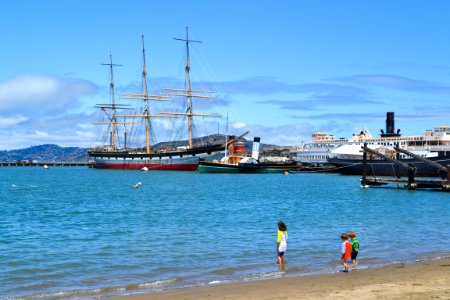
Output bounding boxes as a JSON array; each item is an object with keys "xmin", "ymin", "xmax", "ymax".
[
  {"xmin": 311, "ymin": 162, "xmax": 363, "ymax": 173},
  {"xmin": 390, "ymin": 163, "xmax": 397, "ymax": 177},
  {"xmin": 370, "ymin": 164, "xmax": 376, "ymax": 177}
]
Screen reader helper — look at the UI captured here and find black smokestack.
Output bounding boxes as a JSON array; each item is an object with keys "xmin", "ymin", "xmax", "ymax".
[
  {"xmin": 386, "ymin": 112, "xmax": 395, "ymax": 134},
  {"xmin": 380, "ymin": 112, "xmax": 401, "ymax": 137}
]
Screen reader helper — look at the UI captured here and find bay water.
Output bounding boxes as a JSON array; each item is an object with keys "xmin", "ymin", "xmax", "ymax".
[{"xmin": 0, "ymin": 167, "xmax": 449, "ymax": 299}]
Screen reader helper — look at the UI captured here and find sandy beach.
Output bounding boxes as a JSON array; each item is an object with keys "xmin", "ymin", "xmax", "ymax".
[{"xmin": 114, "ymin": 258, "xmax": 450, "ymax": 300}]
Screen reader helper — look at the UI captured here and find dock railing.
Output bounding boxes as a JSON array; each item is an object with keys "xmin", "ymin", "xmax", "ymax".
[{"xmin": 361, "ymin": 142, "xmax": 449, "ymax": 191}]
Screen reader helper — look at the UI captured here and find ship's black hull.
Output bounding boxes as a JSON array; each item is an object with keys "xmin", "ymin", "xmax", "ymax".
[
  {"xmin": 88, "ymin": 144, "xmax": 225, "ymax": 170},
  {"xmin": 328, "ymin": 155, "xmax": 450, "ymax": 177}
]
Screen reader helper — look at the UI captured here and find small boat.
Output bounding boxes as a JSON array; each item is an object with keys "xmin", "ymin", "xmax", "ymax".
[
  {"xmin": 43, "ymin": 164, "xmax": 49, "ymax": 169},
  {"xmin": 198, "ymin": 137, "xmax": 297, "ymax": 173}
]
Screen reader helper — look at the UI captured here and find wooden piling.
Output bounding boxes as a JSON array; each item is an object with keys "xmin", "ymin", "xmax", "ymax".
[
  {"xmin": 362, "ymin": 142, "xmax": 367, "ymax": 187},
  {"xmin": 444, "ymin": 166, "xmax": 450, "ymax": 191},
  {"xmin": 407, "ymin": 164, "xmax": 416, "ymax": 190},
  {"xmin": 447, "ymin": 165, "xmax": 450, "ymax": 182}
]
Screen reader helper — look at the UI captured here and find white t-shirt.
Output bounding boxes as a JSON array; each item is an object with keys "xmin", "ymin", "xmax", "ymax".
[{"xmin": 277, "ymin": 230, "xmax": 288, "ymax": 252}]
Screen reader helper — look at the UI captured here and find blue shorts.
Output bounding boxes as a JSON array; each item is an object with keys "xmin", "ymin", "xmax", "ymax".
[{"xmin": 277, "ymin": 251, "xmax": 284, "ymax": 257}]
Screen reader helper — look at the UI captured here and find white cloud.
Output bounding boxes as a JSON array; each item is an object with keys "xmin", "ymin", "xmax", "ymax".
[
  {"xmin": 32, "ymin": 131, "xmax": 49, "ymax": 137},
  {"xmin": 0, "ymin": 115, "xmax": 28, "ymax": 127},
  {"xmin": 152, "ymin": 118, "xmax": 175, "ymax": 130},
  {"xmin": 0, "ymin": 74, "xmax": 97, "ymax": 115},
  {"xmin": 246, "ymin": 123, "xmax": 313, "ymax": 146},
  {"xmin": 232, "ymin": 121, "xmax": 246, "ymax": 129},
  {"xmin": 0, "ymin": 74, "xmax": 99, "ymax": 149},
  {"xmin": 0, "ymin": 128, "xmax": 98, "ymax": 150},
  {"xmin": 74, "ymin": 130, "xmax": 96, "ymax": 139}
]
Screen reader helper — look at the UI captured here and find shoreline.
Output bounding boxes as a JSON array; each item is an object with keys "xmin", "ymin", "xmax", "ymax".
[{"xmin": 112, "ymin": 256, "xmax": 450, "ymax": 300}]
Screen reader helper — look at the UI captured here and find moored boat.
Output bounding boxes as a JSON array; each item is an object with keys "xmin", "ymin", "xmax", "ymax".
[
  {"xmin": 327, "ymin": 113, "xmax": 450, "ymax": 177},
  {"xmin": 89, "ymin": 28, "xmax": 235, "ymax": 170},
  {"xmin": 328, "ymin": 154, "xmax": 450, "ymax": 177},
  {"xmin": 198, "ymin": 137, "xmax": 298, "ymax": 173}
]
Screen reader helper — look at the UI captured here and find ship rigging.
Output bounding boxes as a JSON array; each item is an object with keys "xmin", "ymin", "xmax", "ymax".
[{"xmin": 88, "ymin": 28, "xmax": 238, "ymax": 170}]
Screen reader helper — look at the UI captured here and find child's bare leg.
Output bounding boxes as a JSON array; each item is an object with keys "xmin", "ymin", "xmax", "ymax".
[
  {"xmin": 341, "ymin": 259, "xmax": 349, "ymax": 271},
  {"xmin": 278, "ymin": 255, "xmax": 284, "ymax": 271}
]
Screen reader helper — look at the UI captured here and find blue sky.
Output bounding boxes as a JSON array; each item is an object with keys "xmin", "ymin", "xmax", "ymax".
[{"xmin": 1, "ymin": 1, "xmax": 450, "ymax": 149}]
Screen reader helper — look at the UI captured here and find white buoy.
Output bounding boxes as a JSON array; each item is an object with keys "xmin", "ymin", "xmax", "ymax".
[
  {"xmin": 133, "ymin": 182, "xmax": 142, "ymax": 189},
  {"xmin": 43, "ymin": 164, "xmax": 49, "ymax": 169},
  {"xmin": 140, "ymin": 167, "xmax": 149, "ymax": 171}
]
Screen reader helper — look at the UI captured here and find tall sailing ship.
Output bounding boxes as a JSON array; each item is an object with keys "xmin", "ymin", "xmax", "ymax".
[{"xmin": 88, "ymin": 28, "xmax": 232, "ymax": 170}]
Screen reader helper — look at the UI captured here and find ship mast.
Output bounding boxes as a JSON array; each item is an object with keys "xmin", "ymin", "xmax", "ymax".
[
  {"xmin": 105, "ymin": 53, "xmax": 119, "ymax": 150},
  {"xmin": 141, "ymin": 34, "xmax": 151, "ymax": 153},
  {"xmin": 119, "ymin": 34, "xmax": 176, "ymax": 154},
  {"xmin": 93, "ymin": 54, "xmax": 133, "ymax": 150},
  {"xmin": 161, "ymin": 26, "xmax": 220, "ymax": 149},
  {"xmin": 180, "ymin": 26, "xmax": 196, "ymax": 148},
  {"xmin": 224, "ymin": 113, "xmax": 228, "ymax": 157}
]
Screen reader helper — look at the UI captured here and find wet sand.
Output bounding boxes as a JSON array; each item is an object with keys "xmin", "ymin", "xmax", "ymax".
[{"xmin": 113, "ymin": 258, "xmax": 450, "ymax": 300}]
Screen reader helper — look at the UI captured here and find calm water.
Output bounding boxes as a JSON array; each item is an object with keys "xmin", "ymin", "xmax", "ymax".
[{"xmin": 0, "ymin": 167, "xmax": 449, "ymax": 299}]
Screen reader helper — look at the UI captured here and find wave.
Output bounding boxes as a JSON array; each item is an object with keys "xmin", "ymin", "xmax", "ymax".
[
  {"xmin": 10, "ymin": 253, "xmax": 450, "ymax": 300},
  {"xmin": 11, "ymin": 277, "xmax": 181, "ymax": 300},
  {"xmin": 208, "ymin": 264, "xmax": 266, "ymax": 276},
  {"xmin": 9, "ymin": 184, "xmax": 39, "ymax": 190},
  {"xmin": 136, "ymin": 277, "xmax": 180, "ymax": 289},
  {"xmin": 241, "ymin": 271, "xmax": 284, "ymax": 282}
]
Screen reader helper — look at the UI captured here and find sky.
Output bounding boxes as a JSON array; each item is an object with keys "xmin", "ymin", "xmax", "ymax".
[{"xmin": 1, "ymin": 0, "xmax": 450, "ymax": 149}]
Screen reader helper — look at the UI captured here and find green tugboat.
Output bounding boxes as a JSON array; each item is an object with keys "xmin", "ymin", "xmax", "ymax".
[{"xmin": 198, "ymin": 137, "xmax": 298, "ymax": 173}]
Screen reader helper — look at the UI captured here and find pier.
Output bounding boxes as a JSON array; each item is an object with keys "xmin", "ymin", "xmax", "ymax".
[
  {"xmin": 0, "ymin": 162, "xmax": 93, "ymax": 167},
  {"xmin": 361, "ymin": 142, "xmax": 450, "ymax": 192},
  {"xmin": 364, "ymin": 177, "xmax": 450, "ymax": 191}
]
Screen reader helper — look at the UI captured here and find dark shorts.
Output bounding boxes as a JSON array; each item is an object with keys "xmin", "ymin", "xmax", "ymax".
[
  {"xmin": 277, "ymin": 251, "xmax": 285, "ymax": 257},
  {"xmin": 351, "ymin": 250, "xmax": 358, "ymax": 260}
]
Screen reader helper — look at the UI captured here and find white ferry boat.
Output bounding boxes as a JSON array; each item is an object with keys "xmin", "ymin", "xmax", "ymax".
[
  {"xmin": 296, "ymin": 129, "xmax": 373, "ymax": 165},
  {"xmin": 325, "ymin": 112, "xmax": 450, "ymax": 176},
  {"xmin": 296, "ymin": 112, "xmax": 450, "ymax": 173}
]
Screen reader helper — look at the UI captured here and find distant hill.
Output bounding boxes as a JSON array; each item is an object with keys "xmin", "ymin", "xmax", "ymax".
[
  {"xmin": 0, "ymin": 144, "xmax": 89, "ymax": 162},
  {"xmin": 0, "ymin": 136, "xmax": 295, "ymax": 162}
]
